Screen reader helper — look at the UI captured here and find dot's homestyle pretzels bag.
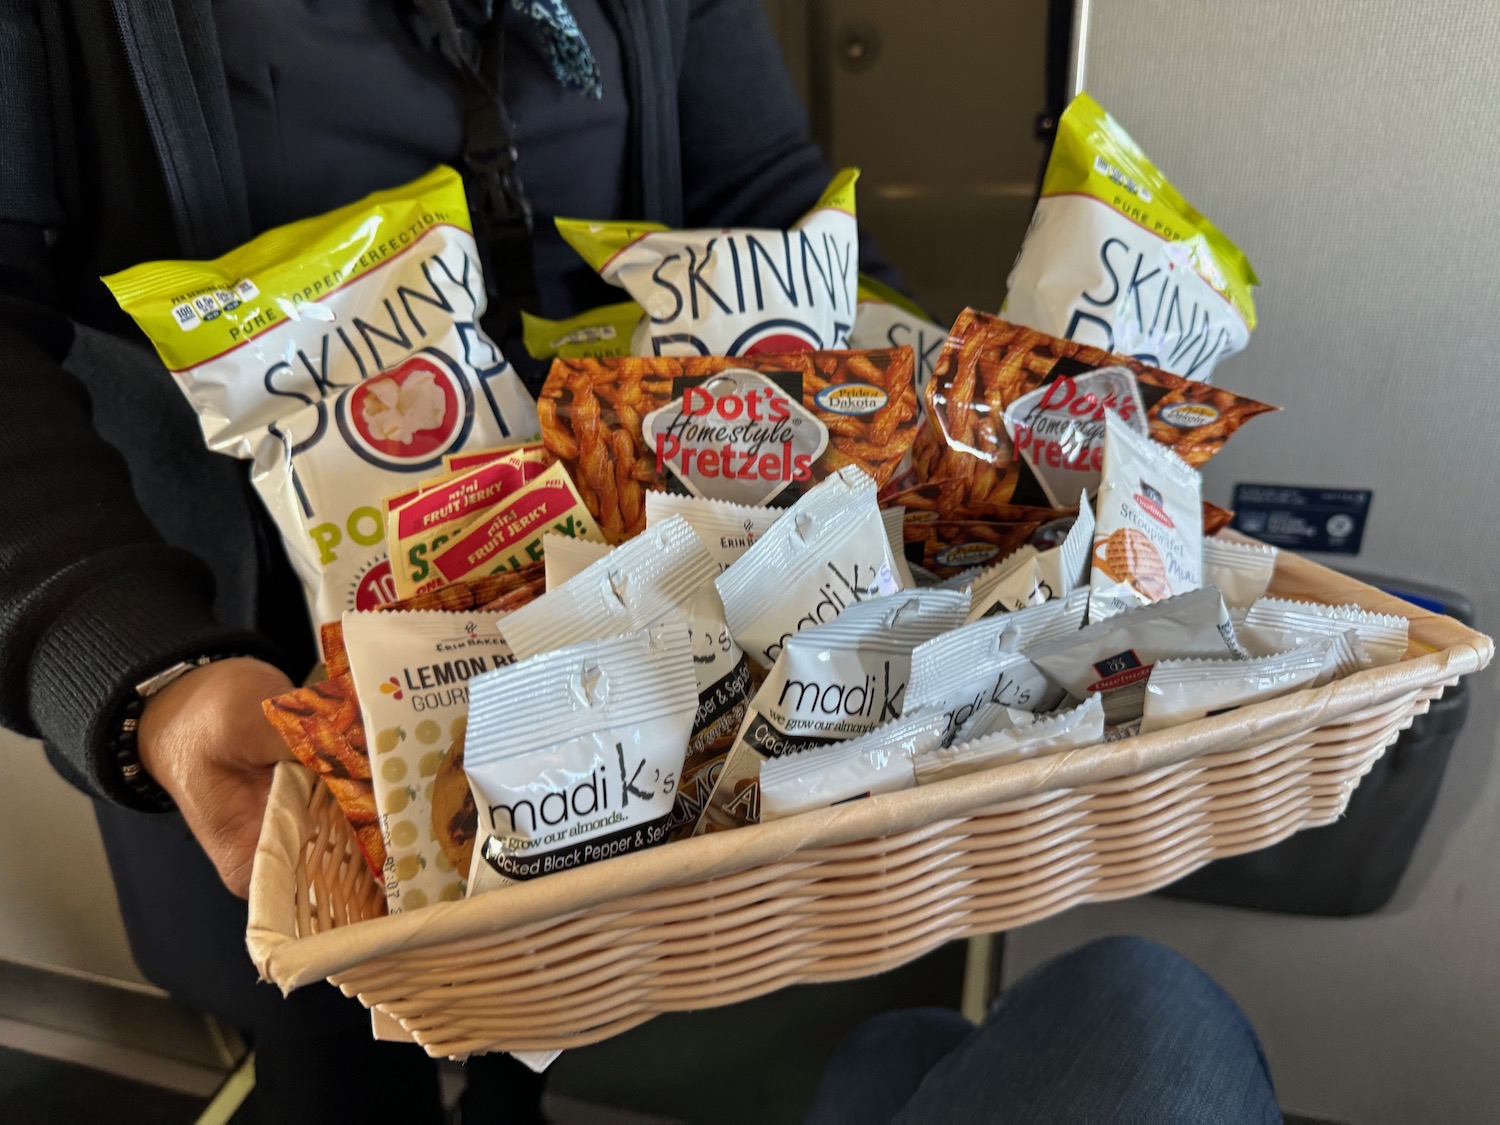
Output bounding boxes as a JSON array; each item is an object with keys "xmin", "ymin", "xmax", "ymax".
[
  {"xmin": 103, "ymin": 167, "xmax": 539, "ymax": 635},
  {"xmin": 538, "ymin": 347, "xmax": 919, "ymax": 542},
  {"xmin": 913, "ymin": 309, "xmax": 1275, "ymax": 514},
  {"xmin": 556, "ymin": 170, "xmax": 860, "ymax": 356}
]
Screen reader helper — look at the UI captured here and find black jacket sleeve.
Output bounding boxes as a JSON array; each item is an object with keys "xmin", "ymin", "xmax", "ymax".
[
  {"xmin": 674, "ymin": 0, "xmax": 901, "ymax": 288},
  {"xmin": 0, "ymin": 4, "xmax": 282, "ymax": 808}
]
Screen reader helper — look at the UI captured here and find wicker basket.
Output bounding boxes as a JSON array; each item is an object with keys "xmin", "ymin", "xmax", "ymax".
[{"xmin": 247, "ymin": 546, "xmax": 1491, "ymax": 1058}]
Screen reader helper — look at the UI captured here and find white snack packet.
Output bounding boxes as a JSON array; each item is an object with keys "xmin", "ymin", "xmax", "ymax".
[
  {"xmin": 1241, "ymin": 596, "xmax": 1407, "ymax": 667},
  {"xmin": 500, "ymin": 517, "xmax": 748, "ymax": 835},
  {"xmin": 644, "ymin": 490, "xmax": 780, "ymax": 566},
  {"xmin": 1202, "ymin": 537, "xmax": 1278, "ymax": 608},
  {"xmin": 716, "ymin": 467, "xmax": 904, "ymax": 670},
  {"xmin": 952, "ymin": 702, "xmax": 1036, "ymax": 744},
  {"xmin": 914, "ymin": 696, "xmax": 1106, "ymax": 785},
  {"xmin": 557, "ymin": 171, "xmax": 859, "ymax": 356},
  {"xmin": 1238, "ymin": 620, "xmax": 1370, "ymax": 681},
  {"xmin": 906, "ymin": 590, "xmax": 1089, "ymax": 743},
  {"xmin": 759, "ymin": 708, "xmax": 951, "ymax": 822},
  {"xmin": 967, "ymin": 499, "xmax": 1095, "ymax": 621},
  {"xmin": 698, "ymin": 590, "xmax": 970, "ymax": 832},
  {"xmin": 542, "ymin": 532, "xmax": 613, "ymax": 589},
  {"xmin": 466, "ymin": 627, "xmax": 696, "ymax": 895},
  {"xmin": 642, "ymin": 489, "xmax": 911, "ymax": 586},
  {"xmin": 105, "ymin": 168, "xmax": 539, "ymax": 633},
  {"xmin": 1001, "ymin": 368, "xmax": 1148, "ymax": 507},
  {"xmin": 1090, "ymin": 412, "xmax": 1203, "ymax": 621},
  {"xmin": 1029, "ymin": 586, "xmax": 1244, "ymax": 723},
  {"xmin": 1139, "ymin": 641, "xmax": 1332, "ymax": 734},
  {"xmin": 343, "ymin": 608, "xmax": 516, "ymax": 913}
]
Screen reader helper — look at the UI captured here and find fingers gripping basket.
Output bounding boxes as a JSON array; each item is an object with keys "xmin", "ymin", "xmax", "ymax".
[{"xmin": 248, "ymin": 547, "xmax": 1491, "ymax": 1058}]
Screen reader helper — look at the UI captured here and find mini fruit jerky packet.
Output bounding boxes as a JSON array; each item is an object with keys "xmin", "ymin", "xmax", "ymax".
[
  {"xmin": 913, "ymin": 309, "xmax": 1275, "ymax": 513},
  {"xmin": 103, "ymin": 167, "xmax": 538, "ymax": 636},
  {"xmin": 758, "ymin": 708, "xmax": 951, "ymax": 822},
  {"xmin": 1004, "ymin": 92, "xmax": 1258, "ymax": 381},
  {"xmin": 1029, "ymin": 587, "xmax": 1245, "ymax": 723},
  {"xmin": 423, "ymin": 462, "xmax": 603, "ymax": 589},
  {"xmin": 716, "ymin": 467, "xmax": 904, "ymax": 671},
  {"xmin": 697, "ymin": 590, "xmax": 969, "ymax": 833},
  {"xmin": 465, "ymin": 627, "xmax": 697, "ymax": 895},
  {"xmin": 385, "ymin": 447, "xmax": 553, "ymax": 597},
  {"xmin": 539, "ymin": 347, "xmax": 919, "ymax": 541},
  {"xmin": 1139, "ymin": 642, "xmax": 1332, "ymax": 735},
  {"xmin": 557, "ymin": 170, "xmax": 859, "ymax": 356},
  {"xmin": 343, "ymin": 608, "xmax": 517, "ymax": 913},
  {"xmin": 914, "ymin": 696, "xmax": 1105, "ymax": 786},
  {"xmin": 1090, "ymin": 412, "xmax": 1203, "ymax": 621},
  {"xmin": 500, "ymin": 517, "xmax": 746, "ymax": 836}
]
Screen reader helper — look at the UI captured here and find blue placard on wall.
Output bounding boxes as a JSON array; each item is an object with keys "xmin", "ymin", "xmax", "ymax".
[{"xmin": 1231, "ymin": 485, "xmax": 1372, "ymax": 554}]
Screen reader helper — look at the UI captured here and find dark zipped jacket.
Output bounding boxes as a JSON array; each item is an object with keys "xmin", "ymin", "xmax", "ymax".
[{"xmin": 0, "ymin": 0, "xmax": 866, "ymax": 807}]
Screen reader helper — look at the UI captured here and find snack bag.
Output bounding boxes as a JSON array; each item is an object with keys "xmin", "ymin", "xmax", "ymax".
[
  {"xmin": 541, "ymin": 532, "xmax": 613, "ymax": 589},
  {"xmin": 914, "ymin": 696, "xmax": 1106, "ymax": 785},
  {"xmin": 1003, "ymin": 92, "xmax": 1258, "ymax": 381},
  {"xmin": 952, "ymin": 701, "xmax": 1035, "ymax": 744},
  {"xmin": 966, "ymin": 497, "xmax": 1094, "ymax": 619},
  {"xmin": 343, "ymin": 609, "xmax": 517, "ymax": 912},
  {"xmin": 103, "ymin": 167, "xmax": 539, "ymax": 633},
  {"xmin": 500, "ymin": 517, "xmax": 747, "ymax": 835},
  {"xmin": 263, "ymin": 676, "xmax": 383, "ymax": 875},
  {"xmin": 644, "ymin": 490, "xmax": 779, "ymax": 564},
  {"xmin": 716, "ymin": 467, "xmax": 904, "ymax": 670},
  {"xmin": 849, "ymin": 276, "xmax": 947, "ymax": 411},
  {"xmin": 521, "ymin": 301, "xmax": 643, "ymax": 360},
  {"xmin": 539, "ymin": 348, "xmax": 919, "ymax": 541},
  {"xmin": 423, "ymin": 462, "xmax": 603, "ymax": 588},
  {"xmin": 386, "ymin": 448, "xmax": 554, "ymax": 597},
  {"xmin": 445, "ymin": 440, "xmax": 550, "ymax": 474},
  {"xmin": 698, "ymin": 590, "xmax": 969, "ymax": 832},
  {"xmin": 1000, "ymin": 365, "xmax": 1148, "ymax": 507},
  {"xmin": 1202, "ymin": 536, "xmax": 1278, "ymax": 608},
  {"xmin": 465, "ymin": 627, "xmax": 696, "ymax": 894},
  {"xmin": 758, "ymin": 708, "xmax": 951, "ymax": 822},
  {"xmin": 557, "ymin": 170, "xmax": 859, "ymax": 356},
  {"xmin": 1139, "ymin": 642, "xmax": 1331, "ymax": 734},
  {"xmin": 377, "ymin": 564, "xmax": 546, "ymax": 614},
  {"xmin": 905, "ymin": 591, "xmax": 1088, "ymax": 742},
  {"xmin": 1029, "ymin": 587, "xmax": 1244, "ymax": 723},
  {"xmin": 1241, "ymin": 597, "xmax": 1408, "ymax": 667},
  {"xmin": 1090, "ymin": 412, "xmax": 1203, "ymax": 620},
  {"xmin": 913, "ymin": 309, "xmax": 1275, "ymax": 512}
]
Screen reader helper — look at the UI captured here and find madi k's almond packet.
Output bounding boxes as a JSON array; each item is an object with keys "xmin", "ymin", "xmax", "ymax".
[
  {"xmin": 103, "ymin": 167, "xmax": 538, "ymax": 638},
  {"xmin": 538, "ymin": 348, "xmax": 919, "ymax": 541}
]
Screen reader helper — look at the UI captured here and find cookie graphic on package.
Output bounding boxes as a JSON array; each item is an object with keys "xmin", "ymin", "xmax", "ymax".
[
  {"xmin": 1098, "ymin": 527, "xmax": 1170, "ymax": 601},
  {"xmin": 431, "ymin": 735, "xmax": 477, "ymax": 878}
]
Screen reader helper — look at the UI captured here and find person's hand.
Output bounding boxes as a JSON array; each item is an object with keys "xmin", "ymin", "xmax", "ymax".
[{"xmin": 137, "ymin": 657, "xmax": 295, "ymax": 898}]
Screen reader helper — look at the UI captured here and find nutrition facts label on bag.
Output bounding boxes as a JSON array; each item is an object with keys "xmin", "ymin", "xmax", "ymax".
[{"xmin": 1231, "ymin": 485, "xmax": 1372, "ymax": 554}]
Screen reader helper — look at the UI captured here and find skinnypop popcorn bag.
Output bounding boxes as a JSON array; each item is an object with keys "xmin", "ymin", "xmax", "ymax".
[
  {"xmin": 557, "ymin": 170, "xmax": 860, "ymax": 356},
  {"xmin": 104, "ymin": 167, "xmax": 539, "ymax": 636}
]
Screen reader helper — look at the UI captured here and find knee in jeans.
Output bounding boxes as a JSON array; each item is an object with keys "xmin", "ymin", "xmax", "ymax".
[{"xmin": 1059, "ymin": 935, "xmax": 1212, "ymax": 1004}]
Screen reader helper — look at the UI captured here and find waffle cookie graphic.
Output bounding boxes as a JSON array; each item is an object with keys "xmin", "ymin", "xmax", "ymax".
[{"xmin": 1096, "ymin": 527, "xmax": 1172, "ymax": 602}]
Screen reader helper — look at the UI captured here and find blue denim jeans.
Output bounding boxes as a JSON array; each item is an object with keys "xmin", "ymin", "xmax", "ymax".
[{"xmin": 804, "ymin": 935, "xmax": 1281, "ymax": 1124}]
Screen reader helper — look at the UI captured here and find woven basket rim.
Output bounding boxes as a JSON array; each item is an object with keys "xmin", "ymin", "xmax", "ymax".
[{"xmin": 248, "ymin": 545, "xmax": 1493, "ymax": 992}]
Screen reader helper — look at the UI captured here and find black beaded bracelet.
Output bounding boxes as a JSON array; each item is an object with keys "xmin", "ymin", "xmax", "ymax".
[{"xmin": 112, "ymin": 696, "xmax": 177, "ymax": 812}]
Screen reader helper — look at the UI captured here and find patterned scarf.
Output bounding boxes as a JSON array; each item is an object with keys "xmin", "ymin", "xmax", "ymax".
[{"xmin": 447, "ymin": 0, "xmax": 602, "ymax": 99}]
